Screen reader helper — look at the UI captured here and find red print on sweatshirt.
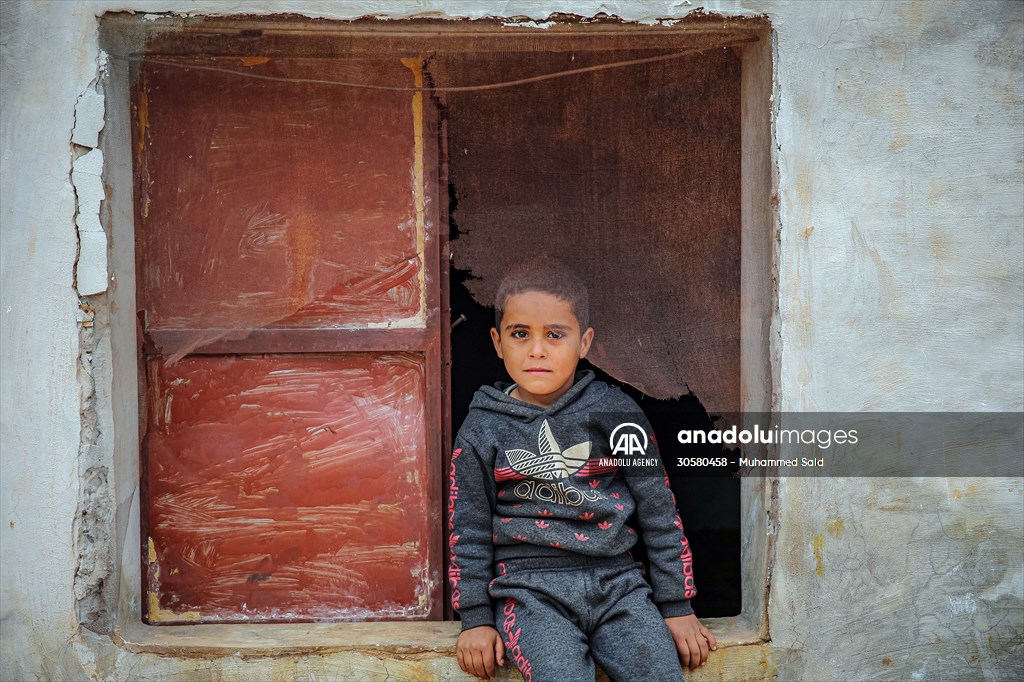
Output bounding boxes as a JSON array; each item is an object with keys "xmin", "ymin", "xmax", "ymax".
[{"xmin": 447, "ymin": 448, "xmax": 462, "ymax": 609}]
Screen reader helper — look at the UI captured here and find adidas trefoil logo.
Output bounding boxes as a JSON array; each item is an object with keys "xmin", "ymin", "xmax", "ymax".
[{"xmin": 505, "ymin": 419, "xmax": 592, "ymax": 480}]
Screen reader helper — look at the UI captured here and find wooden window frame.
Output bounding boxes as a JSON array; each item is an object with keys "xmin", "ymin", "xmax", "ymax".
[{"xmin": 97, "ymin": 13, "xmax": 776, "ymax": 656}]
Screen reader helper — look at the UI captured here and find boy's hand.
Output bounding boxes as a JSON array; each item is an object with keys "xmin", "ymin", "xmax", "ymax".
[
  {"xmin": 665, "ymin": 614, "xmax": 717, "ymax": 671},
  {"xmin": 456, "ymin": 625, "xmax": 506, "ymax": 680}
]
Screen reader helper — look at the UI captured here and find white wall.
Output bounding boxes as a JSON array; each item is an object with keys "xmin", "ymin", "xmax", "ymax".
[{"xmin": 2, "ymin": 1, "xmax": 1021, "ymax": 680}]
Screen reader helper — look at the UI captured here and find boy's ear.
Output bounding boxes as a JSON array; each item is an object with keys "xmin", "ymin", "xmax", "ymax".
[
  {"xmin": 490, "ymin": 327, "xmax": 504, "ymax": 359},
  {"xmin": 579, "ymin": 326, "xmax": 595, "ymax": 358}
]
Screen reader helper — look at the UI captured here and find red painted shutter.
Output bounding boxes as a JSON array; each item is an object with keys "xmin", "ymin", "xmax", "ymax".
[{"xmin": 134, "ymin": 55, "xmax": 443, "ymax": 623}]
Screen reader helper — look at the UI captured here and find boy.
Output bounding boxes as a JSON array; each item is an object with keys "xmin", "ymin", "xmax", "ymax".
[{"xmin": 450, "ymin": 260, "xmax": 717, "ymax": 681}]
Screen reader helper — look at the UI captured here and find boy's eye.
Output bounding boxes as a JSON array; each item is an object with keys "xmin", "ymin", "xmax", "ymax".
[{"xmin": 508, "ymin": 329, "xmax": 564, "ymax": 340}]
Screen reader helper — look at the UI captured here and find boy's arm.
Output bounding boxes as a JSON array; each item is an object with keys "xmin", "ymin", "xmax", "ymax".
[
  {"xmin": 619, "ymin": 405, "xmax": 716, "ymax": 670},
  {"xmin": 620, "ymin": 414, "xmax": 697, "ymax": 619},
  {"xmin": 448, "ymin": 437, "xmax": 496, "ymax": 631}
]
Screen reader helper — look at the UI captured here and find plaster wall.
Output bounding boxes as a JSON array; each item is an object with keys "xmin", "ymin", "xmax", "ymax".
[{"xmin": 1, "ymin": 1, "xmax": 1021, "ymax": 680}]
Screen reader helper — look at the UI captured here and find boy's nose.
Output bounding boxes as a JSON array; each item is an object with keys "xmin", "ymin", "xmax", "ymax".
[{"xmin": 529, "ymin": 339, "xmax": 547, "ymax": 357}]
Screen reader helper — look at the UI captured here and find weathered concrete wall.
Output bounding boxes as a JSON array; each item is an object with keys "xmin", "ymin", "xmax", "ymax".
[
  {"xmin": 1, "ymin": 1, "xmax": 1021, "ymax": 680},
  {"xmin": 764, "ymin": 4, "xmax": 1024, "ymax": 680}
]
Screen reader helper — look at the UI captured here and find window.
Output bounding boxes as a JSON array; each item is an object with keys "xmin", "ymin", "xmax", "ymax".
[{"xmin": 99, "ymin": 13, "xmax": 775, "ymax": 651}]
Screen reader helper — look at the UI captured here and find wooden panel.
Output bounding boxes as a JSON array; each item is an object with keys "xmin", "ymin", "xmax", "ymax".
[
  {"xmin": 134, "ymin": 56, "xmax": 426, "ymax": 359},
  {"xmin": 143, "ymin": 353, "xmax": 438, "ymax": 623}
]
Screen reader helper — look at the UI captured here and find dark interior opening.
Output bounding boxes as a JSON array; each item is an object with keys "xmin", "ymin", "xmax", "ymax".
[
  {"xmin": 449, "ymin": 263, "xmax": 741, "ymax": 617},
  {"xmin": 440, "ymin": 40, "xmax": 745, "ymax": 618}
]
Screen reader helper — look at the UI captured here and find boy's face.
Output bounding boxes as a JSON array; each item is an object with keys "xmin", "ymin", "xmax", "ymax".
[{"xmin": 490, "ymin": 290, "xmax": 594, "ymax": 408}]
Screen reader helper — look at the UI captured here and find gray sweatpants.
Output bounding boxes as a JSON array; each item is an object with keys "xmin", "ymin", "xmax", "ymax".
[{"xmin": 487, "ymin": 553, "xmax": 686, "ymax": 682}]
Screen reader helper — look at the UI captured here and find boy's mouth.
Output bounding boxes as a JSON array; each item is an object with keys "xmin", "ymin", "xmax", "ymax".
[{"xmin": 525, "ymin": 368, "xmax": 551, "ymax": 373}]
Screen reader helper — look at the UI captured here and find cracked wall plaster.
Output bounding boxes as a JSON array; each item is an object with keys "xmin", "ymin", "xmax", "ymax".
[
  {"xmin": 73, "ymin": 83, "xmax": 108, "ymax": 297},
  {"xmin": 70, "ymin": 69, "xmax": 117, "ymax": 634}
]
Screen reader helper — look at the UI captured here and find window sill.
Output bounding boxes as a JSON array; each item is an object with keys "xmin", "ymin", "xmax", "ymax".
[{"xmin": 113, "ymin": 615, "xmax": 763, "ymax": 658}]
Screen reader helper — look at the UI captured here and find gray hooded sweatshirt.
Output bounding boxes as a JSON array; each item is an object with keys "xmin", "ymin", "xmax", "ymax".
[{"xmin": 448, "ymin": 370, "xmax": 696, "ymax": 631}]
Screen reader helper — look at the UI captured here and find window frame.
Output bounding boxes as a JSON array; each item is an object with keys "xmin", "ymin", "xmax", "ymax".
[{"xmin": 97, "ymin": 13, "xmax": 776, "ymax": 654}]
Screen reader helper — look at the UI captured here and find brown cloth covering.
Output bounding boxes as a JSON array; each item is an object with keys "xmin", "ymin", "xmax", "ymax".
[{"xmin": 437, "ymin": 48, "xmax": 741, "ymax": 414}]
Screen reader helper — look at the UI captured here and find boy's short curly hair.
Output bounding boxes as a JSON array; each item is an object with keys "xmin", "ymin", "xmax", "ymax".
[{"xmin": 493, "ymin": 259, "xmax": 590, "ymax": 332}]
